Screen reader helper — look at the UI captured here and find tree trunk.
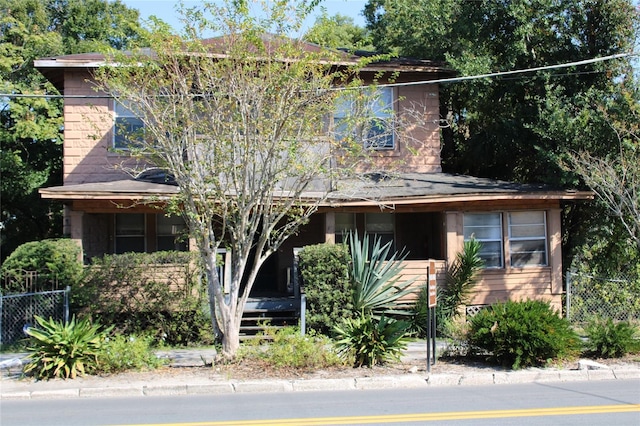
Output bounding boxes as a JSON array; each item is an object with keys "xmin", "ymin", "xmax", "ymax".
[{"xmin": 220, "ymin": 316, "xmax": 240, "ymax": 359}]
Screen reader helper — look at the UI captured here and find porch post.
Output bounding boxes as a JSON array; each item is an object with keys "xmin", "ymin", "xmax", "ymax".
[
  {"xmin": 324, "ymin": 211, "xmax": 335, "ymax": 244},
  {"xmin": 444, "ymin": 211, "xmax": 463, "ymax": 263},
  {"xmin": 66, "ymin": 207, "xmax": 84, "ymax": 262},
  {"xmin": 547, "ymin": 208, "xmax": 563, "ymax": 298}
]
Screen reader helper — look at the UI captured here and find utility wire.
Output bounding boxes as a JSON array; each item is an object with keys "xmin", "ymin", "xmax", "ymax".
[{"xmin": 1, "ymin": 51, "xmax": 636, "ymax": 99}]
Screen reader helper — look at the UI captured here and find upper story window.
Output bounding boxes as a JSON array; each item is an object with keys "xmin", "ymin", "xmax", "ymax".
[
  {"xmin": 334, "ymin": 87, "xmax": 395, "ymax": 150},
  {"xmin": 463, "ymin": 211, "xmax": 548, "ymax": 269},
  {"xmin": 114, "ymin": 101, "xmax": 144, "ymax": 149}
]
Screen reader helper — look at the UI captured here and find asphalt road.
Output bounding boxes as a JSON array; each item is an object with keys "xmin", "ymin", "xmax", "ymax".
[{"xmin": 2, "ymin": 379, "xmax": 639, "ymax": 426}]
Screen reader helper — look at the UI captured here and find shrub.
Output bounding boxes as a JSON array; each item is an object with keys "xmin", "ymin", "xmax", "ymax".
[
  {"xmin": 409, "ymin": 285, "xmax": 430, "ymax": 338},
  {"xmin": 241, "ymin": 326, "xmax": 344, "ymax": 369},
  {"xmin": 99, "ymin": 334, "xmax": 165, "ymax": 373},
  {"xmin": 585, "ymin": 317, "xmax": 639, "ymax": 358},
  {"xmin": 24, "ymin": 315, "xmax": 112, "ymax": 380},
  {"xmin": 467, "ymin": 299, "xmax": 581, "ymax": 369},
  {"xmin": 334, "ymin": 311, "xmax": 411, "ymax": 367},
  {"xmin": 74, "ymin": 251, "xmax": 209, "ymax": 345},
  {"xmin": 298, "ymin": 243, "xmax": 353, "ymax": 335},
  {"xmin": 1, "ymin": 239, "xmax": 82, "ymax": 293}
]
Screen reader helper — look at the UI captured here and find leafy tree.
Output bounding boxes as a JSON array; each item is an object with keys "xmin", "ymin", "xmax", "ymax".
[
  {"xmin": 304, "ymin": 12, "xmax": 373, "ymax": 50},
  {"xmin": 0, "ymin": 0, "xmax": 147, "ymax": 261},
  {"xmin": 95, "ymin": 0, "xmax": 383, "ymax": 359},
  {"xmin": 364, "ymin": 0, "xmax": 637, "ymax": 182},
  {"xmin": 363, "ymin": 0, "xmax": 639, "ymax": 275}
]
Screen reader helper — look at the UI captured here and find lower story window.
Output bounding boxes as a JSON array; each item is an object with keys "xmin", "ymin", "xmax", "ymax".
[
  {"xmin": 115, "ymin": 214, "xmax": 145, "ymax": 254},
  {"xmin": 463, "ymin": 213, "xmax": 503, "ymax": 268},
  {"xmin": 334, "ymin": 212, "xmax": 395, "ymax": 256},
  {"xmin": 508, "ymin": 211, "xmax": 547, "ymax": 267},
  {"xmin": 115, "ymin": 213, "xmax": 188, "ymax": 254},
  {"xmin": 463, "ymin": 211, "xmax": 548, "ymax": 268}
]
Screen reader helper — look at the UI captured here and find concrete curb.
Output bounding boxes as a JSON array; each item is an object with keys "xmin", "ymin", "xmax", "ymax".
[{"xmin": 2, "ymin": 368, "xmax": 638, "ymax": 400}]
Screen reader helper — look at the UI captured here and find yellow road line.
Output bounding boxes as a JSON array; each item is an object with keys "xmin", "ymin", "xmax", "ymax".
[{"xmin": 119, "ymin": 404, "xmax": 640, "ymax": 426}]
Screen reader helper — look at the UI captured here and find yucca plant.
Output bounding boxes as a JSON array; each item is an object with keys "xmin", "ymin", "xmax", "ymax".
[
  {"xmin": 334, "ymin": 310, "xmax": 410, "ymax": 367},
  {"xmin": 347, "ymin": 231, "xmax": 416, "ymax": 317},
  {"xmin": 24, "ymin": 315, "xmax": 112, "ymax": 380}
]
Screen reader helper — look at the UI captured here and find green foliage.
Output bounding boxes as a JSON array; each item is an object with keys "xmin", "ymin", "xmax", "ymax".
[
  {"xmin": 468, "ymin": 300, "xmax": 581, "ymax": 370},
  {"xmin": 436, "ymin": 239, "xmax": 484, "ymax": 329},
  {"xmin": 0, "ymin": 0, "xmax": 148, "ymax": 262},
  {"xmin": 364, "ymin": 0, "xmax": 639, "ymax": 281},
  {"xmin": 298, "ymin": 243, "xmax": 353, "ymax": 335},
  {"xmin": 74, "ymin": 251, "xmax": 210, "ymax": 346},
  {"xmin": 348, "ymin": 231, "xmax": 415, "ymax": 317},
  {"xmin": 24, "ymin": 315, "xmax": 112, "ymax": 380},
  {"xmin": 334, "ymin": 311, "xmax": 410, "ymax": 367},
  {"xmin": 1, "ymin": 239, "xmax": 82, "ymax": 292},
  {"xmin": 304, "ymin": 12, "xmax": 373, "ymax": 50},
  {"xmin": 585, "ymin": 317, "xmax": 639, "ymax": 358},
  {"xmin": 568, "ymin": 268, "xmax": 640, "ymax": 324},
  {"xmin": 99, "ymin": 334, "xmax": 165, "ymax": 373},
  {"xmin": 241, "ymin": 326, "xmax": 344, "ymax": 369},
  {"xmin": 408, "ymin": 285, "xmax": 430, "ymax": 338}
]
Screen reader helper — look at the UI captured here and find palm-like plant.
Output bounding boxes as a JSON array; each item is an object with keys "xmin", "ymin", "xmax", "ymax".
[
  {"xmin": 24, "ymin": 315, "xmax": 112, "ymax": 380},
  {"xmin": 347, "ymin": 231, "xmax": 416, "ymax": 317},
  {"xmin": 437, "ymin": 238, "xmax": 484, "ymax": 323}
]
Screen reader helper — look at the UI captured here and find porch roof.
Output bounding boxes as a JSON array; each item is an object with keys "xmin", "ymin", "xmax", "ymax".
[{"xmin": 39, "ymin": 172, "xmax": 592, "ymax": 205}]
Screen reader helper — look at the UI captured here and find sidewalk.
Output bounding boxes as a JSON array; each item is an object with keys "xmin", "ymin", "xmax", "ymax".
[{"xmin": 2, "ymin": 341, "xmax": 639, "ymax": 400}]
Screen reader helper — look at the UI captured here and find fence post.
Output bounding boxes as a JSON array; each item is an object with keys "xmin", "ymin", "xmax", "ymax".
[
  {"xmin": 565, "ymin": 270, "xmax": 572, "ymax": 322},
  {"xmin": 0, "ymin": 293, "xmax": 3, "ymax": 346},
  {"xmin": 64, "ymin": 286, "xmax": 70, "ymax": 324}
]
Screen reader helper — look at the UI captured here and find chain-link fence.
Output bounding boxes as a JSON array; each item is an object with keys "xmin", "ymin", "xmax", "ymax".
[
  {"xmin": 0, "ymin": 288, "xmax": 70, "ymax": 346},
  {"xmin": 566, "ymin": 270, "xmax": 640, "ymax": 326}
]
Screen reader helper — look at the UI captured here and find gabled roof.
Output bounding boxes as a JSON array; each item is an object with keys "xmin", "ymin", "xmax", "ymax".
[{"xmin": 34, "ymin": 35, "xmax": 454, "ymax": 93}]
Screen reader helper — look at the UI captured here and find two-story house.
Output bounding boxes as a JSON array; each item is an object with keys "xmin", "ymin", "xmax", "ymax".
[{"xmin": 34, "ymin": 40, "xmax": 591, "ymax": 318}]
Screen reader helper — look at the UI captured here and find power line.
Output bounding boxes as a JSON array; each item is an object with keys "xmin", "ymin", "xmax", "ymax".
[{"xmin": 1, "ymin": 51, "xmax": 636, "ymax": 99}]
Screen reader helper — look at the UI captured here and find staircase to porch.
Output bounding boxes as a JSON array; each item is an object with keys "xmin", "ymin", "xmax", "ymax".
[{"xmin": 239, "ymin": 297, "xmax": 300, "ymax": 340}]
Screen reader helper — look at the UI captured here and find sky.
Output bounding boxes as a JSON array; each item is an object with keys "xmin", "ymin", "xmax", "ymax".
[{"xmin": 120, "ymin": 0, "xmax": 368, "ymax": 35}]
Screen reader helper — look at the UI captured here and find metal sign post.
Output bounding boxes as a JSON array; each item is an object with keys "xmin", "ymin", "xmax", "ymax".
[{"xmin": 426, "ymin": 260, "xmax": 437, "ymax": 373}]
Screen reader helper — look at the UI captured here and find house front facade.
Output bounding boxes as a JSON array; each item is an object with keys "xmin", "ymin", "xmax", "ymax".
[{"xmin": 35, "ymin": 43, "xmax": 591, "ymax": 316}]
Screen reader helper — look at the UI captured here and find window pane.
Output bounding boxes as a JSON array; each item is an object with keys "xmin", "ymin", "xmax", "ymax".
[
  {"xmin": 116, "ymin": 214, "xmax": 144, "ymax": 236},
  {"xmin": 509, "ymin": 211, "xmax": 545, "ymax": 225},
  {"xmin": 157, "ymin": 214, "xmax": 188, "ymax": 252},
  {"xmin": 114, "ymin": 102, "xmax": 144, "ymax": 149},
  {"xmin": 333, "ymin": 88, "xmax": 394, "ymax": 150},
  {"xmin": 335, "ymin": 213, "xmax": 355, "ymax": 233},
  {"xmin": 508, "ymin": 212, "xmax": 547, "ymax": 267},
  {"xmin": 478, "ymin": 241, "xmax": 503, "ymax": 268},
  {"xmin": 365, "ymin": 213, "xmax": 394, "ymax": 233},
  {"xmin": 115, "ymin": 237, "xmax": 145, "ymax": 254},
  {"xmin": 464, "ymin": 213, "xmax": 503, "ymax": 268}
]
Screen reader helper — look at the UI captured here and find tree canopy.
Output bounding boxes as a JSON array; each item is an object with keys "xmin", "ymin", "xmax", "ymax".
[
  {"xmin": 94, "ymin": 0, "xmax": 381, "ymax": 358},
  {"xmin": 364, "ymin": 0, "xmax": 640, "ymax": 278},
  {"xmin": 0, "ymin": 0, "xmax": 148, "ymax": 261}
]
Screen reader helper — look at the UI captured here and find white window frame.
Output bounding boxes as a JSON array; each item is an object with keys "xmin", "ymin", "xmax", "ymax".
[
  {"xmin": 113, "ymin": 100, "xmax": 144, "ymax": 149},
  {"xmin": 508, "ymin": 211, "xmax": 548, "ymax": 267},
  {"xmin": 463, "ymin": 212, "xmax": 504, "ymax": 268},
  {"xmin": 333, "ymin": 87, "xmax": 395, "ymax": 150}
]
